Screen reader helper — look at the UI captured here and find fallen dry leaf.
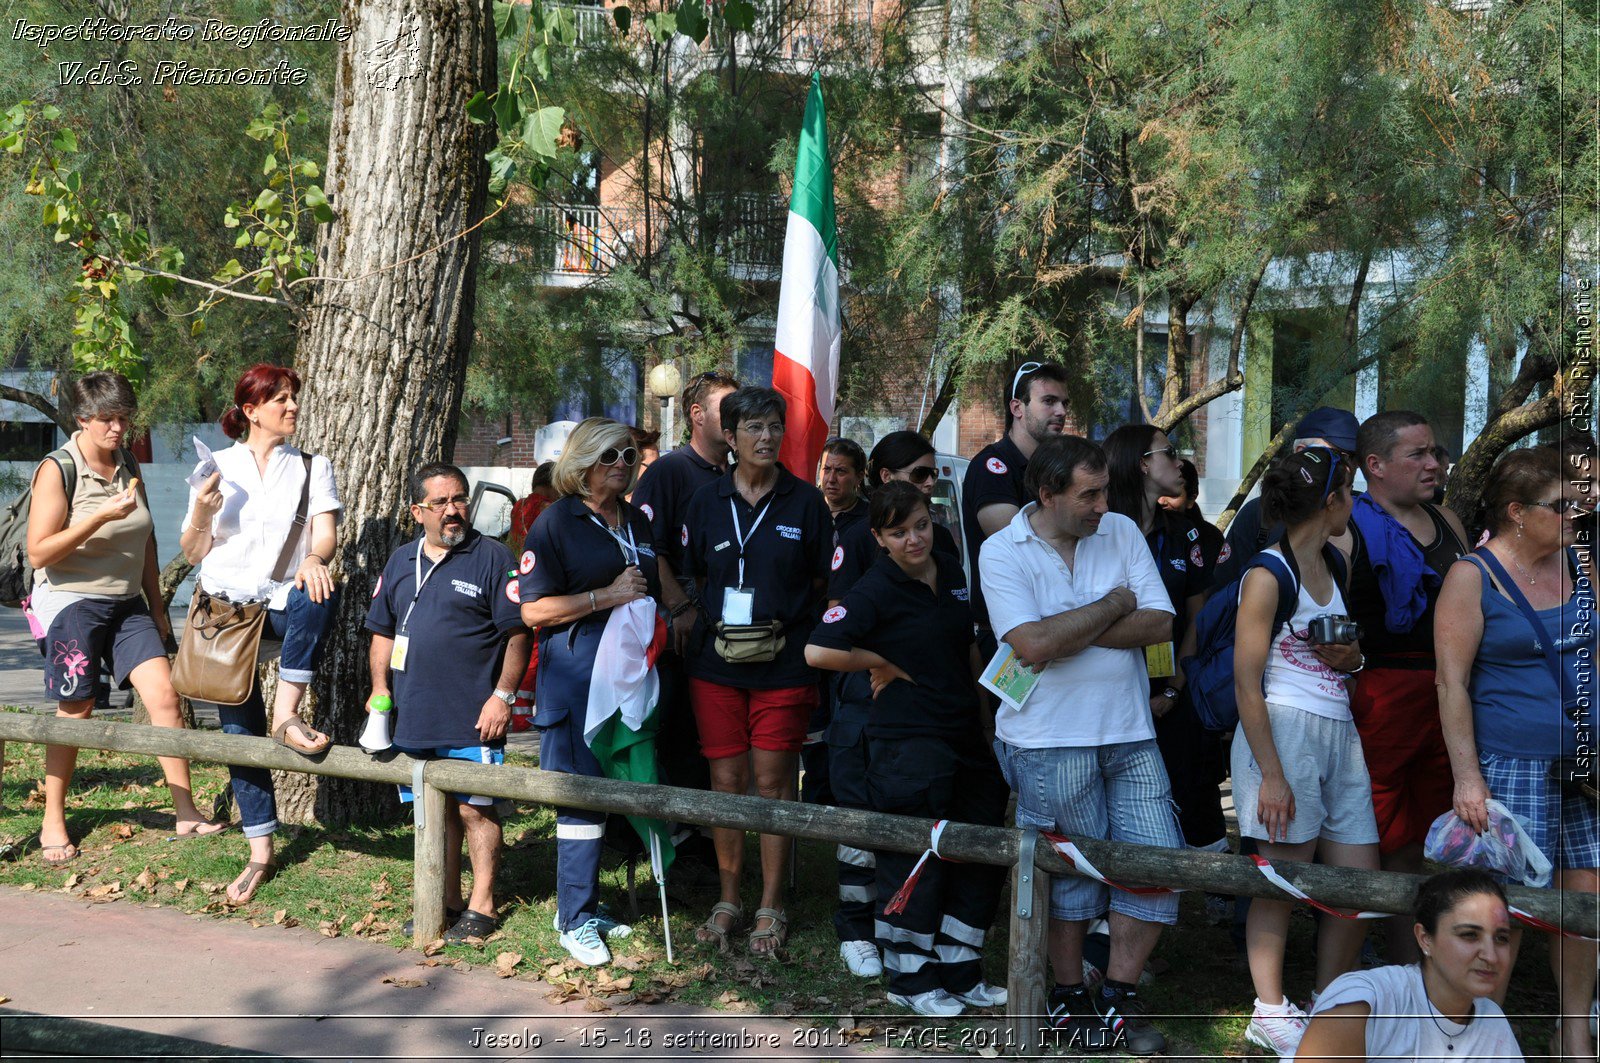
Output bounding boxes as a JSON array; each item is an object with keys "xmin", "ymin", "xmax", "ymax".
[
  {"xmin": 611, "ymin": 954, "xmax": 644, "ymax": 972},
  {"xmin": 85, "ymin": 881, "xmax": 123, "ymax": 900},
  {"xmin": 381, "ymin": 976, "xmax": 427, "ymax": 989},
  {"xmin": 583, "ymin": 996, "xmax": 611, "ymax": 1013},
  {"xmin": 494, "ymin": 952, "xmax": 523, "ymax": 978},
  {"xmin": 132, "ymin": 868, "xmax": 156, "ymax": 893},
  {"xmin": 350, "ymin": 912, "xmax": 378, "ymax": 937},
  {"xmin": 718, "ymin": 990, "xmax": 741, "ymax": 1004},
  {"xmin": 201, "ymin": 882, "xmax": 226, "ymax": 896},
  {"xmin": 318, "ymin": 920, "xmax": 341, "ymax": 938},
  {"xmin": 172, "ymin": 878, "xmax": 189, "ymax": 894},
  {"xmin": 62, "ymin": 873, "xmax": 81, "ymax": 891},
  {"xmin": 273, "ymin": 909, "xmax": 289, "ymax": 925},
  {"xmin": 597, "ymin": 973, "xmax": 632, "ymax": 992},
  {"xmin": 0, "ymin": 995, "xmax": 9, "ymax": 1005},
  {"xmin": 632, "ymin": 989, "xmax": 666, "ymax": 1005},
  {"xmin": 421, "ymin": 939, "xmax": 446, "ymax": 956},
  {"xmin": 113, "ymin": 824, "xmax": 134, "ymax": 840},
  {"xmin": 18, "ymin": 883, "xmax": 36, "ymax": 892},
  {"xmin": 416, "ymin": 958, "xmax": 445, "ymax": 968},
  {"xmin": 370, "ymin": 873, "xmax": 392, "ymax": 899}
]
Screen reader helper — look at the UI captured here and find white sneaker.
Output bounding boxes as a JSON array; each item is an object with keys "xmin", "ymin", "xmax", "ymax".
[
  {"xmin": 1244, "ymin": 999, "xmax": 1309, "ymax": 1057},
  {"xmin": 839, "ymin": 940, "xmax": 883, "ymax": 978},
  {"xmin": 552, "ymin": 910, "xmax": 632, "ymax": 940},
  {"xmin": 953, "ymin": 981, "xmax": 1008, "ymax": 1007},
  {"xmin": 888, "ymin": 988, "xmax": 966, "ymax": 1017},
  {"xmin": 558, "ymin": 918, "xmax": 612, "ymax": 967}
]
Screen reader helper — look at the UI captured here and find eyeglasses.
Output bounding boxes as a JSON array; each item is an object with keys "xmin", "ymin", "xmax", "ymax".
[
  {"xmin": 1143, "ymin": 445, "xmax": 1178, "ymax": 461},
  {"xmin": 738, "ymin": 422, "xmax": 786, "ymax": 438},
  {"xmin": 1523, "ymin": 498, "xmax": 1589, "ymax": 515},
  {"xmin": 599, "ymin": 446, "xmax": 640, "ymax": 467},
  {"xmin": 417, "ymin": 495, "xmax": 471, "ymax": 512},
  {"xmin": 1011, "ymin": 361, "xmax": 1043, "ymax": 401},
  {"xmin": 904, "ymin": 464, "xmax": 939, "ymax": 484}
]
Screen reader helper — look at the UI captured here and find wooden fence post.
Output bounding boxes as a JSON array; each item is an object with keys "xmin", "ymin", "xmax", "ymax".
[
  {"xmin": 1007, "ymin": 829, "xmax": 1050, "ymax": 1059},
  {"xmin": 410, "ymin": 765, "xmax": 449, "ymax": 947}
]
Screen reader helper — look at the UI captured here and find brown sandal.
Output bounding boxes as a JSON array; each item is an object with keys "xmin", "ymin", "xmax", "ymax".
[
  {"xmin": 226, "ymin": 860, "xmax": 275, "ymax": 906},
  {"xmin": 272, "ymin": 714, "xmax": 330, "ymax": 755},
  {"xmin": 748, "ymin": 907, "xmax": 788, "ymax": 957},
  {"xmin": 695, "ymin": 902, "xmax": 744, "ymax": 953}
]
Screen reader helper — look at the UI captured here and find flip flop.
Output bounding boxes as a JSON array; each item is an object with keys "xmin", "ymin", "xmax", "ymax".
[
  {"xmin": 169, "ymin": 820, "xmax": 233, "ymax": 841},
  {"xmin": 272, "ymin": 714, "xmax": 331, "ymax": 756},
  {"xmin": 225, "ymin": 860, "xmax": 275, "ymax": 906},
  {"xmin": 40, "ymin": 843, "xmax": 79, "ymax": 866}
]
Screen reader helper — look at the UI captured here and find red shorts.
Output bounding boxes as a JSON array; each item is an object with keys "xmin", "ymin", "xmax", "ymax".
[
  {"xmin": 1349, "ymin": 664, "xmax": 1454, "ymax": 854},
  {"xmin": 688, "ymin": 678, "xmax": 816, "ymax": 759}
]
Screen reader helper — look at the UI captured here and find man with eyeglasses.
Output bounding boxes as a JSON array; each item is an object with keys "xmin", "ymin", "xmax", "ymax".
[
  {"xmin": 1211, "ymin": 407, "xmax": 1361, "ymax": 590},
  {"xmin": 630, "ymin": 369, "xmax": 739, "ymax": 876},
  {"xmin": 365, "ymin": 462, "xmax": 530, "ymax": 943},
  {"xmin": 1344, "ymin": 411, "xmax": 1471, "ymax": 962},
  {"xmin": 961, "ymin": 361, "xmax": 1071, "ymax": 649}
]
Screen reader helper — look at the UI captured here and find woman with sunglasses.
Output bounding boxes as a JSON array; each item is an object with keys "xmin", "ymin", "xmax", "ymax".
[
  {"xmin": 828, "ymin": 432, "xmax": 959, "ymax": 601},
  {"xmin": 1436, "ymin": 446, "xmax": 1597, "ymax": 1058},
  {"xmin": 1231, "ymin": 446, "xmax": 1375, "ymax": 1057},
  {"xmin": 1103, "ymin": 426, "xmax": 1228, "ymax": 858},
  {"xmin": 520, "ymin": 417, "xmax": 661, "ymax": 967}
]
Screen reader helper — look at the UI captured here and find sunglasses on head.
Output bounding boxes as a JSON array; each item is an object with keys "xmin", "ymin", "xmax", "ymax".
[
  {"xmin": 599, "ymin": 446, "xmax": 639, "ymax": 467},
  {"xmin": 1299, "ymin": 446, "xmax": 1346, "ymax": 501},
  {"xmin": 1011, "ymin": 361, "xmax": 1043, "ymax": 401}
]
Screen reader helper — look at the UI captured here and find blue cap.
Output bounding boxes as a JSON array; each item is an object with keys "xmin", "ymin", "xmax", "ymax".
[{"xmin": 1293, "ymin": 407, "xmax": 1359, "ymax": 452}]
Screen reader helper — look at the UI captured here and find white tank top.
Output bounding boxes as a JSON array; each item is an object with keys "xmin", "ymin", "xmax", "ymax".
[{"xmin": 1259, "ymin": 551, "xmax": 1353, "ymax": 721}]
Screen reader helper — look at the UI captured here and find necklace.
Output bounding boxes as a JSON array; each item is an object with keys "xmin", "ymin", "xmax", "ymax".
[
  {"xmin": 1507, "ymin": 550, "xmax": 1540, "ymax": 586},
  {"xmin": 1425, "ymin": 997, "xmax": 1471, "ymax": 1051}
]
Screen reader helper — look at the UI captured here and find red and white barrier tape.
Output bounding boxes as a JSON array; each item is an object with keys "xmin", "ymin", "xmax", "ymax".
[
  {"xmin": 1509, "ymin": 905, "xmax": 1600, "ymax": 941},
  {"xmin": 1250, "ymin": 855, "xmax": 1384, "ymax": 919},
  {"xmin": 883, "ymin": 820, "xmax": 954, "ymax": 916},
  {"xmin": 1042, "ymin": 832, "xmax": 1183, "ymax": 896}
]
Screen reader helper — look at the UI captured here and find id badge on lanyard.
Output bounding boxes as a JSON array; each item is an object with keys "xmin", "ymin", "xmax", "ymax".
[
  {"xmin": 725, "ymin": 496, "xmax": 772, "ymax": 625},
  {"xmin": 393, "ymin": 540, "xmax": 444, "ymax": 672}
]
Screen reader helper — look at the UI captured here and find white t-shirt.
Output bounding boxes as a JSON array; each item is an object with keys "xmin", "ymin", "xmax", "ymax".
[
  {"xmin": 1252, "ymin": 548, "xmax": 1352, "ymax": 721},
  {"xmin": 1293, "ymin": 964, "xmax": 1522, "ymax": 1063},
  {"xmin": 980, "ymin": 507, "xmax": 1174, "ymax": 748},
  {"xmin": 188, "ymin": 442, "xmax": 342, "ymax": 610}
]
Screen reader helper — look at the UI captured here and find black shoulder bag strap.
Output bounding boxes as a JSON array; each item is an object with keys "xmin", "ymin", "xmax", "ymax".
[{"xmin": 269, "ymin": 455, "xmax": 316, "ymax": 583}]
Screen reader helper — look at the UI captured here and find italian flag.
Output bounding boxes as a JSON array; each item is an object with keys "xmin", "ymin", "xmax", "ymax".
[{"xmin": 774, "ymin": 71, "xmax": 840, "ymax": 479}]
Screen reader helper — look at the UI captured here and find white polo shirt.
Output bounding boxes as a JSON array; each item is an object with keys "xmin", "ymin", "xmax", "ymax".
[
  {"xmin": 188, "ymin": 442, "xmax": 342, "ymax": 609},
  {"xmin": 980, "ymin": 506, "xmax": 1174, "ymax": 749}
]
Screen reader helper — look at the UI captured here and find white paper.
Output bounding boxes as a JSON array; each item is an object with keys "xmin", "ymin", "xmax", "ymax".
[
  {"xmin": 979, "ymin": 643, "xmax": 1043, "ymax": 712},
  {"xmin": 186, "ymin": 436, "xmax": 219, "ymax": 489}
]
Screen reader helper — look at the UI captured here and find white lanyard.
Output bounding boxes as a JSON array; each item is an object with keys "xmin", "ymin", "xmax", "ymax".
[
  {"xmin": 589, "ymin": 513, "xmax": 640, "ymax": 567},
  {"xmin": 729, "ymin": 496, "xmax": 773, "ymax": 589},
  {"xmin": 401, "ymin": 537, "xmax": 448, "ymax": 635}
]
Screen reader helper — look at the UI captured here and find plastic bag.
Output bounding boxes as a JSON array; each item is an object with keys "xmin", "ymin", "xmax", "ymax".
[{"xmin": 1425, "ymin": 800, "xmax": 1553, "ymax": 888}]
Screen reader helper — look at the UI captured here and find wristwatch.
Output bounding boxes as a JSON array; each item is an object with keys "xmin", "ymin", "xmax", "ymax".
[
  {"xmin": 492, "ymin": 688, "xmax": 516, "ymax": 706},
  {"xmin": 1160, "ymin": 686, "xmax": 1179, "ymax": 701}
]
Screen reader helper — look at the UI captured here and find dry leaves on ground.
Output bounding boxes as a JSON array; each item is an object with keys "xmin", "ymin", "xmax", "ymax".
[
  {"xmin": 494, "ymin": 952, "xmax": 523, "ymax": 978},
  {"xmin": 382, "ymin": 976, "xmax": 427, "ymax": 989}
]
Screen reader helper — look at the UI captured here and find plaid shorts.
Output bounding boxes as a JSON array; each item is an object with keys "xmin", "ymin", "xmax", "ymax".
[{"xmin": 1481, "ymin": 751, "xmax": 1600, "ymax": 871}]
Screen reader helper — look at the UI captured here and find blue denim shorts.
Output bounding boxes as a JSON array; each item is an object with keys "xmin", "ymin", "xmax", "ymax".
[
  {"xmin": 995, "ymin": 738, "xmax": 1182, "ymax": 924},
  {"xmin": 1481, "ymin": 751, "xmax": 1600, "ymax": 871},
  {"xmin": 396, "ymin": 743, "xmax": 505, "ymax": 807}
]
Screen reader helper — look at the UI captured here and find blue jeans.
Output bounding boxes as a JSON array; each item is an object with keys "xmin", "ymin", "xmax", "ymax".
[
  {"xmin": 995, "ymin": 737, "xmax": 1183, "ymax": 924},
  {"xmin": 207, "ymin": 585, "xmax": 338, "ymax": 838}
]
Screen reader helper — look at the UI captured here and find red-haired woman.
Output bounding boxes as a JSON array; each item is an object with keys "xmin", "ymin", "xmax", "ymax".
[{"xmin": 179, "ymin": 364, "xmax": 343, "ymax": 905}]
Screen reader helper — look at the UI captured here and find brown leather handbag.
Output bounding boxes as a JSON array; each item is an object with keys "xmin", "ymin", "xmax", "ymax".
[{"xmin": 171, "ymin": 456, "xmax": 313, "ymax": 705}]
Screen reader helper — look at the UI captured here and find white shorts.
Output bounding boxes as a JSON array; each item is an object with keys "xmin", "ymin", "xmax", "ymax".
[{"xmin": 1231, "ymin": 702, "xmax": 1379, "ymax": 846}]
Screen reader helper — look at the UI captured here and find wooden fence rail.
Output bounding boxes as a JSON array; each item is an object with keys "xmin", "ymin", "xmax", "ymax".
[{"xmin": 1, "ymin": 712, "xmax": 1594, "ymax": 1058}]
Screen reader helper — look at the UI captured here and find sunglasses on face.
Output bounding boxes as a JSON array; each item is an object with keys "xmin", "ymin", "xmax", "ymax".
[
  {"xmin": 599, "ymin": 446, "xmax": 640, "ymax": 467},
  {"xmin": 904, "ymin": 464, "xmax": 939, "ymax": 484},
  {"xmin": 1143, "ymin": 445, "xmax": 1178, "ymax": 461},
  {"xmin": 1523, "ymin": 498, "xmax": 1589, "ymax": 515},
  {"xmin": 1011, "ymin": 361, "xmax": 1043, "ymax": 401}
]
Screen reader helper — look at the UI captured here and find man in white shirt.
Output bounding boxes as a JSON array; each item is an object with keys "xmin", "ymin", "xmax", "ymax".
[{"xmin": 979, "ymin": 435, "xmax": 1179, "ymax": 1056}]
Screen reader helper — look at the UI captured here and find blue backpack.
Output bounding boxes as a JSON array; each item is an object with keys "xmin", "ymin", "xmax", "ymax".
[{"xmin": 1181, "ymin": 542, "xmax": 1348, "ymax": 732}]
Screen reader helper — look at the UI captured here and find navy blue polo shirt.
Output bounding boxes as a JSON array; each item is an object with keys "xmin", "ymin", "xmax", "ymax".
[
  {"xmin": 681, "ymin": 465, "xmax": 831, "ymax": 689},
  {"xmin": 829, "ymin": 511, "xmax": 959, "ymax": 600},
  {"xmin": 960, "ymin": 434, "xmax": 1029, "ymax": 629},
  {"xmin": 365, "ymin": 530, "xmax": 525, "ymax": 747},
  {"xmin": 630, "ymin": 445, "xmax": 721, "ymax": 580},
  {"xmin": 520, "ymin": 494, "xmax": 663, "ymax": 637},
  {"xmin": 1144, "ymin": 510, "xmax": 1209, "ymax": 649},
  {"xmin": 809, "ymin": 552, "xmax": 979, "ymax": 739}
]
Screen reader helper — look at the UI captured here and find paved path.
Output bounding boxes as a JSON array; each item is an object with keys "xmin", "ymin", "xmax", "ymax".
[{"xmin": 0, "ymin": 887, "xmax": 894, "ymax": 1061}]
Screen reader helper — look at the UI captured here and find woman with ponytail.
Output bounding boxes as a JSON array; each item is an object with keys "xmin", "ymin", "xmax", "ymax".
[{"xmin": 178, "ymin": 364, "xmax": 343, "ymax": 905}]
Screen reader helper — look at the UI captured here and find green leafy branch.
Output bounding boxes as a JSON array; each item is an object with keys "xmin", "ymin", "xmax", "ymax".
[{"xmin": 1, "ymin": 100, "xmax": 332, "ymax": 378}]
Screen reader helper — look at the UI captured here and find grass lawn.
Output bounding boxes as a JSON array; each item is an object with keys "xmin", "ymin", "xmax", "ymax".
[{"xmin": 0, "ymin": 724, "xmax": 1569, "ymax": 1058}]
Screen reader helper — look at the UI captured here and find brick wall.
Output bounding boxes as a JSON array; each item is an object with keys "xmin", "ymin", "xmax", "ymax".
[{"xmin": 454, "ymin": 409, "xmax": 545, "ymax": 469}]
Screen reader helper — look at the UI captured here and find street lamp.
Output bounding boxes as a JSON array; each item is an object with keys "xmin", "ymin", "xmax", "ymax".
[{"xmin": 646, "ymin": 361, "xmax": 682, "ymax": 452}]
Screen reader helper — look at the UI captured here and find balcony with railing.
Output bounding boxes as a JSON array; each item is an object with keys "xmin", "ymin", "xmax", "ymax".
[{"xmin": 512, "ymin": 195, "xmax": 790, "ymax": 284}]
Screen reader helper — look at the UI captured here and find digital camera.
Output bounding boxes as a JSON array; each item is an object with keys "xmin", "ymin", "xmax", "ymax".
[{"xmin": 1306, "ymin": 614, "xmax": 1363, "ymax": 646}]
